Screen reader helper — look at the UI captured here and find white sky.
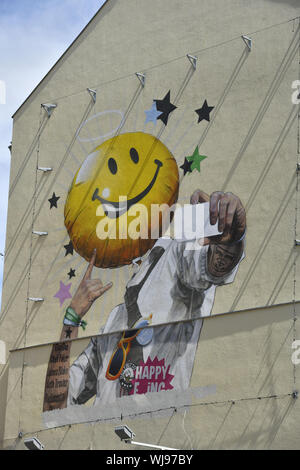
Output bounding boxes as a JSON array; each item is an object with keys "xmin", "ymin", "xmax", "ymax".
[{"xmin": 0, "ymin": 0, "xmax": 106, "ymax": 305}]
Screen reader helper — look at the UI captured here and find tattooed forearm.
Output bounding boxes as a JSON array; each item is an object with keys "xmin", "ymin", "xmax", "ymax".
[
  {"xmin": 43, "ymin": 325, "xmax": 78, "ymax": 412},
  {"xmin": 207, "ymin": 242, "xmax": 244, "ymax": 277}
]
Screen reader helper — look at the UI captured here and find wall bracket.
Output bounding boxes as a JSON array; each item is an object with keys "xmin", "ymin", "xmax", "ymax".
[
  {"xmin": 187, "ymin": 54, "xmax": 197, "ymax": 69},
  {"xmin": 41, "ymin": 103, "xmax": 57, "ymax": 118},
  {"xmin": 32, "ymin": 231, "xmax": 48, "ymax": 236},
  {"xmin": 136, "ymin": 73, "xmax": 146, "ymax": 87},
  {"xmin": 87, "ymin": 88, "xmax": 97, "ymax": 104},
  {"xmin": 37, "ymin": 167, "xmax": 52, "ymax": 172},
  {"xmin": 242, "ymin": 35, "xmax": 252, "ymax": 51}
]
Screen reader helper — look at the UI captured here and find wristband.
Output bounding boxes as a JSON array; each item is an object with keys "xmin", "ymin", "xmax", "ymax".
[{"xmin": 64, "ymin": 307, "xmax": 87, "ymax": 330}]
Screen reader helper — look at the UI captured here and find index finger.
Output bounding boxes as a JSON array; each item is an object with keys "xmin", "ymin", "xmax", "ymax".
[
  {"xmin": 190, "ymin": 189, "xmax": 210, "ymax": 205},
  {"xmin": 84, "ymin": 249, "xmax": 97, "ymax": 280}
]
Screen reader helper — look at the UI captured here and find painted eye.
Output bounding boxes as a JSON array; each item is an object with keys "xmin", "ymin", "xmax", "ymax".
[
  {"xmin": 130, "ymin": 148, "xmax": 139, "ymax": 164},
  {"xmin": 108, "ymin": 158, "xmax": 117, "ymax": 175}
]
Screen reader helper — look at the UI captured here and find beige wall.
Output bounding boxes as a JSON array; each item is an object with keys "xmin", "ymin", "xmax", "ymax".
[
  {"xmin": 2, "ymin": 303, "xmax": 300, "ymax": 450},
  {"xmin": 1, "ymin": 0, "xmax": 299, "ymax": 449}
]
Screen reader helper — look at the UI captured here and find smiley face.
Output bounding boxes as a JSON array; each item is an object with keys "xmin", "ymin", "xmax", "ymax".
[{"xmin": 64, "ymin": 132, "xmax": 179, "ymax": 268}]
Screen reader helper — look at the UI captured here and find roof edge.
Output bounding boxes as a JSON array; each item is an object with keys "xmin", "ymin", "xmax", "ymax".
[{"xmin": 12, "ymin": 0, "xmax": 111, "ymax": 119}]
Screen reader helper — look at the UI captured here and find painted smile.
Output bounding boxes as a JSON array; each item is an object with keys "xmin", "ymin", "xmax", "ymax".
[{"xmin": 92, "ymin": 159, "xmax": 163, "ymax": 218}]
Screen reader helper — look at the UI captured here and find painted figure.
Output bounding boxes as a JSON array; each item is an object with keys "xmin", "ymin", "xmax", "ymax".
[{"xmin": 43, "ymin": 188, "xmax": 246, "ymax": 411}]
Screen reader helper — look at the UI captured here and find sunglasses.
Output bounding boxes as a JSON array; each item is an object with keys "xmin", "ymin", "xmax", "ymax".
[
  {"xmin": 106, "ymin": 315, "xmax": 153, "ymax": 381},
  {"xmin": 106, "ymin": 328, "xmax": 140, "ymax": 381}
]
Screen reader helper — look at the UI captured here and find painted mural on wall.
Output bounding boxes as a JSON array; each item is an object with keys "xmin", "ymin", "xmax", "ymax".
[{"xmin": 43, "ymin": 92, "xmax": 246, "ymax": 413}]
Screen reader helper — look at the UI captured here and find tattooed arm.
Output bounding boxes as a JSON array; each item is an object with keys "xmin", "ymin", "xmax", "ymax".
[
  {"xmin": 190, "ymin": 190, "xmax": 246, "ymax": 277},
  {"xmin": 43, "ymin": 250, "xmax": 112, "ymax": 412}
]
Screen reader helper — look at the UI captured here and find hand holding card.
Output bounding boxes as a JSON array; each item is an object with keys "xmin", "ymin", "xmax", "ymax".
[
  {"xmin": 186, "ymin": 189, "xmax": 246, "ymax": 245},
  {"xmin": 174, "ymin": 202, "xmax": 223, "ymax": 241}
]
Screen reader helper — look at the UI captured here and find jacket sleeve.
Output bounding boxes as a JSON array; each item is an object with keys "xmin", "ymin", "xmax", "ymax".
[
  {"xmin": 67, "ymin": 336, "xmax": 101, "ymax": 405},
  {"xmin": 171, "ymin": 240, "xmax": 244, "ymax": 292}
]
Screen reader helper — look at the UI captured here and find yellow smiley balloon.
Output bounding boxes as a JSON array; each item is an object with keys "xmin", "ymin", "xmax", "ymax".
[{"xmin": 64, "ymin": 132, "xmax": 179, "ymax": 268}]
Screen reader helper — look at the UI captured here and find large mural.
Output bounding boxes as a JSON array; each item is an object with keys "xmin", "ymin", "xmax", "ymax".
[{"xmin": 42, "ymin": 91, "xmax": 246, "ymax": 413}]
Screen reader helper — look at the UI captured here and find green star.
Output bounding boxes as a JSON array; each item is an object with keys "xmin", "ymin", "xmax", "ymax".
[{"xmin": 186, "ymin": 146, "xmax": 207, "ymax": 172}]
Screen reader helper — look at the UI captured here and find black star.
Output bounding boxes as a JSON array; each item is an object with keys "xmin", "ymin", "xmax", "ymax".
[
  {"xmin": 48, "ymin": 192, "xmax": 60, "ymax": 209},
  {"xmin": 64, "ymin": 241, "xmax": 74, "ymax": 256},
  {"xmin": 154, "ymin": 90, "xmax": 177, "ymax": 125},
  {"xmin": 195, "ymin": 100, "xmax": 214, "ymax": 123},
  {"xmin": 68, "ymin": 268, "xmax": 76, "ymax": 279},
  {"xmin": 65, "ymin": 327, "xmax": 72, "ymax": 339},
  {"xmin": 180, "ymin": 157, "xmax": 193, "ymax": 175}
]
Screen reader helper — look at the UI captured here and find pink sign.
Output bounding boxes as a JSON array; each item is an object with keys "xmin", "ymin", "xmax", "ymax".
[{"xmin": 130, "ymin": 356, "xmax": 174, "ymax": 395}]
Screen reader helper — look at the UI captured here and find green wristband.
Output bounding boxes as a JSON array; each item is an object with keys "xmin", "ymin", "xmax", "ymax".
[{"xmin": 64, "ymin": 307, "xmax": 87, "ymax": 330}]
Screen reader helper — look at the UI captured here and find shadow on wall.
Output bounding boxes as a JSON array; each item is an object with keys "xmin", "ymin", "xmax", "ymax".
[{"xmin": 267, "ymin": 0, "xmax": 300, "ymax": 8}]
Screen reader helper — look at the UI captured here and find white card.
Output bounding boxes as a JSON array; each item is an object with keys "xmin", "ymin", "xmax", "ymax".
[{"xmin": 173, "ymin": 203, "xmax": 223, "ymax": 241}]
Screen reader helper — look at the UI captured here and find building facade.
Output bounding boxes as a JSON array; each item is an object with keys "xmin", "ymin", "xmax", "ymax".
[{"xmin": 0, "ymin": 0, "xmax": 300, "ymax": 450}]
